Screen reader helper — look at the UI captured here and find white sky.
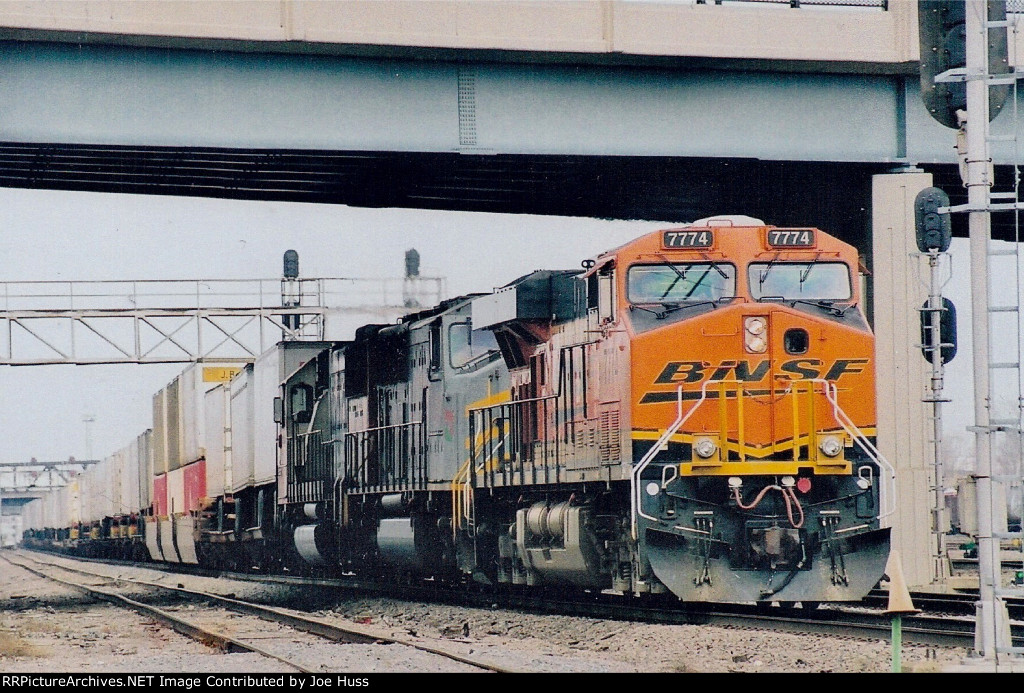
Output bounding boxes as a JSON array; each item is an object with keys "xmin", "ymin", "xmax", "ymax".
[
  {"xmin": 0, "ymin": 185, "xmax": 1004, "ymax": 470},
  {"xmin": 940, "ymin": 236, "xmax": 1022, "ymax": 473}
]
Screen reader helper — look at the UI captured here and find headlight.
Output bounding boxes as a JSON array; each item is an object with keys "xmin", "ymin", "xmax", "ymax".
[
  {"xmin": 694, "ymin": 437, "xmax": 718, "ymax": 459},
  {"xmin": 744, "ymin": 317, "xmax": 768, "ymax": 353},
  {"xmin": 819, "ymin": 435, "xmax": 843, "ymax": 458}
]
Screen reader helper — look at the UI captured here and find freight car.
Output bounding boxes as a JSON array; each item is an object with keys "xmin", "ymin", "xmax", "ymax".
[{"xmin": 22, "ymin": 217, "xmax": 893, "ymax": 604}]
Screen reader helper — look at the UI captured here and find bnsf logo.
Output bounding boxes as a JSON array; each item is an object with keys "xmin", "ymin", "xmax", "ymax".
[
  {"xmin": 653, "ymin": 358, "xmax": 869, "ymax": 384},
  {"xmin": 639, "ymin": 358, "xmax": 870, "ymax": 403}
]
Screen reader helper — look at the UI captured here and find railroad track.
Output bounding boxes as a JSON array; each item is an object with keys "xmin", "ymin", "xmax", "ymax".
[
  {"xmin": 18, "ymin": 548, "xmax": 1016, "ymax": 650},
  {"xmin": 864, "ymin": 587, "xmax": 1024, "ymax": 621},
  {"xmin": 2, "ymin": 551, "xmax": 519, "ymax": 673},
  {"xmin": 951, "ymin": 556, "xmax": 1024, "ymax": 570}
]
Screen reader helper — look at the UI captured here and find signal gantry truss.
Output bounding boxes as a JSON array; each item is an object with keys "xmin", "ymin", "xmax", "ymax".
[
  {"xmin": 0, "ymin": 276, "xmax": 445, "ymax": 365},
  {"xmin": 0, "ymin": 459, "xmax": 99, "ymax": 495}
]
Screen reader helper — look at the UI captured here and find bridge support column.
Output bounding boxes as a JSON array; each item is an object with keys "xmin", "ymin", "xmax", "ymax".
[{"xmin": 871, "ymin": 169, "xmax": 935, "ymax": 589}]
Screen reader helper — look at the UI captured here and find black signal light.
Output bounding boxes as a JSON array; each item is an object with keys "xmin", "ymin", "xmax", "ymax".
[
  {"xmin": 920, "ymin": 297, "xmax": 958, "ymax": 365},
  {"xmin": 914, "ymin": 187, "xmax": 952, "ymax": 253}
]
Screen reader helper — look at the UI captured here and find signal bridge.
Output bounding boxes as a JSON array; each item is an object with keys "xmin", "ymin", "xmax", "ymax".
[
  {"xmin": 0, "ymin": 458, "xmax": 100, "ymax": 498},
  {"xmin": 0, "ymin": 272, "xmax": 445, "ymax": 366}
]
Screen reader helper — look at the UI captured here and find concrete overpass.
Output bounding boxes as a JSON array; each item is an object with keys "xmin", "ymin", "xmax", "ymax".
[{"xmin": 0, "ymin": 0, "xmax": 1017, "ymax": 586}]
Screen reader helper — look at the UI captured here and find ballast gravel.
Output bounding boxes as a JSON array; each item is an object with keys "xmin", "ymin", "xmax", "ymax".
[{"xmin": 0, "ymin": 550, "xmax": 971, "ymax": 673}]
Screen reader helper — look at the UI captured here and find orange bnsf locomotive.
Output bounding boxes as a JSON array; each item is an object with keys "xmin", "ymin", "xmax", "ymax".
[
  {"xmin": 22, "ymin": 217, "xmax": 892, "ymax": 605},
  {"xmin": 441, "ymin": 215, "xmax": 892, "ymax": 603}
]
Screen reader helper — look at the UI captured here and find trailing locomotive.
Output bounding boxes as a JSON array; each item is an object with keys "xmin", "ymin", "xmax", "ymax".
[{"xmin": 22, "ymin": 217, "xmax": 893, "ymax": 604}]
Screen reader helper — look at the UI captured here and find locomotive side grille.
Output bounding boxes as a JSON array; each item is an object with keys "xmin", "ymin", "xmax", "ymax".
[{"xmin": 599, "ymin": 405, "xmax": 621, "ymax": 463}]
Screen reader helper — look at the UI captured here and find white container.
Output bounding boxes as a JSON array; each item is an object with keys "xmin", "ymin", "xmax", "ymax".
[
  {"xmin": 252, "ymin": 347, "xmax": 282, "ymax": 489},
  {"xmin": 118, "ymin": 445, "xmax": 141, "ymax": 516},
  {"xmin": 204, "ymin": 384, "xmax": 228, "ymax": 499},
  {"xmin": 78, "ymin": 471, "xmax": 95, "ymax": 524},
  {"xmin": 83, "ymin": 463, "xmax": 102, "ymax": 523},
  {"xmin": 22, "ymin": 499, "xmax": 40, "ymax": 535},
  {"xmin": 95, "ymin": 457, "xmax": 115, "ymax": 520},
  {"xmin": 136, "ymin": 430, "xmax": 153, "ymax": 511},
  {"xmin": 111, "ymin": 450, "xmax": 126, "ymax": 515},
  {"xmin": 65, "ymin": 479, "xmax": 81, "ymax": 526},
  {"xmin": 167, "ymin": 466, "xmax": 186, "ymax": 517},
  {"xmin": 229, "ymin": 364, "xmax": 255, "ymax": 493},
  {"xmin": 43, "ymin": 493, "xmax": 58, "ymax": 530},
  {"xmin": 42, "ymin": 491, "xmax": 55, "ymax": 530},
  {"xmin": 2, "ymin": 514, "xmax": 22, "ymax": 547},
  {"xmin": 154, "ymin": 361, "xmax": 248, "ymax": 474}
]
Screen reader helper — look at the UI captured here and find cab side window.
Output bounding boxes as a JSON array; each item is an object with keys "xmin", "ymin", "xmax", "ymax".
[
  {"xmin": 428, "ymin": 320, "xmax": 442, "ymax": 379},
  {"xmin": 598, "ymin": 268, "xmax": 615, "ymax": 323},
  {"xmin": 449, "ymin": 322, "xmax": 500, "ymax": 370}
]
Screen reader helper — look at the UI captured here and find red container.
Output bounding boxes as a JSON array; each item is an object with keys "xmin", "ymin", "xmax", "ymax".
[
  {"xmin": 183, "ymin": 459, "xmax": 208, "ymax": 512},
  {"xmin": 153, "ymin": 474, "xmax": 168, "ymax": 517}
]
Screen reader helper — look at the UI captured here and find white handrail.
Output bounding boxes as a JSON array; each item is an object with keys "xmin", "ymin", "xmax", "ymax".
[
  {"xmin": 816, "ymin": 378, "xmax": 897, "ymax": 521},
  {"xmin": 629, "ymin": 377, "xmax": 896, "ymax": 539},
  {"xmin": 630, "ymin": 382, "xmax": 709, "ymax": 539}
]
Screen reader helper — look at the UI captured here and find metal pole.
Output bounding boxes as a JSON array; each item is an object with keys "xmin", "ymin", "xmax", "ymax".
[
  {"xmin": 891, "ymin": 614, "xmax": 903, "ymax": 673},
  {"xmin": 965, "ymin": 0, "xmax": 1008, "ymax": 661},
  {"xmin": 82, "ymin": 415, "xmax": 95, "ymax": 461},
  {"xmin": 928, "ymin": 249, "xmax": 947, "ymax": 585}
]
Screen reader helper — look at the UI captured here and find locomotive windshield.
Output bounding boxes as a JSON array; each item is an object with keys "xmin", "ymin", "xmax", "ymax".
[
  {"xmin": 449, "ymin": 322, "xmax": 500, "ymax": 369},
  {"xmin": 749, "ymin": 262, "xmax": 851, "ymax": 301},
  {"xmin": 627, "ymin": 263, "xmax": 736, "ymax": 304}
]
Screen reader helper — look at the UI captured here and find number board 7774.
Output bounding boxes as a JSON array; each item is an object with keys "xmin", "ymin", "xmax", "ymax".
[
  {"xmin": 766, "ymin": 229, "xmax": 816, "ymax": 248},
  {"xmin": 662, "ymin": 229, "xmax": 714, "ymax": 249}
]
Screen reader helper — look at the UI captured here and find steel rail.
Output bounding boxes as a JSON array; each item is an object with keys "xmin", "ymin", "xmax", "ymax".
[
  {"xmin": 12, "ymin": 551, "xmax": 517, "ymax": 674},
  {"xmin": 863, "ymin": 587, "xmax": 1024, "ymax": 622},
  {"xmin": 20, "ymin": 547, "xmax": 1002, "ymax": 649},
  {"xmin": 21, "ymin": 549, "xmax": 1000, "ymax": 651},
  {"xmin": 0, "ymin": 553, "xmax": 315, "ymax": 672}
]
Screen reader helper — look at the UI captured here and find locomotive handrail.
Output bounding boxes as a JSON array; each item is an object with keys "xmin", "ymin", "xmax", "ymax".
[
  {"xmin": 452, "ymin": 424, "xmax": 511, "ymax": 534},
  {"xmin": 631, "ymin": 382, "xmax": 708, "ymax": 539},
  {"xmin": 816, "ymin": 379, "xmax": 897, "ymax": 521},
  {"xmin": 343, "ymin": 420, "xmax": 426, "ymax": 493},
  {"xmin": 468, "ymin": 393, "xmax": 558, "ymax": 411},
  {"xmin": 344, "ymin": 419, "xmax": 424, "ymax": 435},
  {"xmin": 630, "ymin": 377, "xmax": 896, "ymax": 539},
  {"xmin": 467, "ymin": 393, "xmax": 568, "ymax": 485}
]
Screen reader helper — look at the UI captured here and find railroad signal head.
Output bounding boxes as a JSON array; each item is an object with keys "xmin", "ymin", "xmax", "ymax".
[
  {"xmin": 283, "ymin": 249, "xmax": 300, "ymax": 279},
  {"xmin": 920, "ymin": 297, "xmax": 958, "ymax": 365},
  {"xmin": 914, "ymin": 187, "xmax": 951, "ymax": 253},
  {"xmin": 918, "ymin": 0, "xmax": 1010, "ymax": 129}
]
